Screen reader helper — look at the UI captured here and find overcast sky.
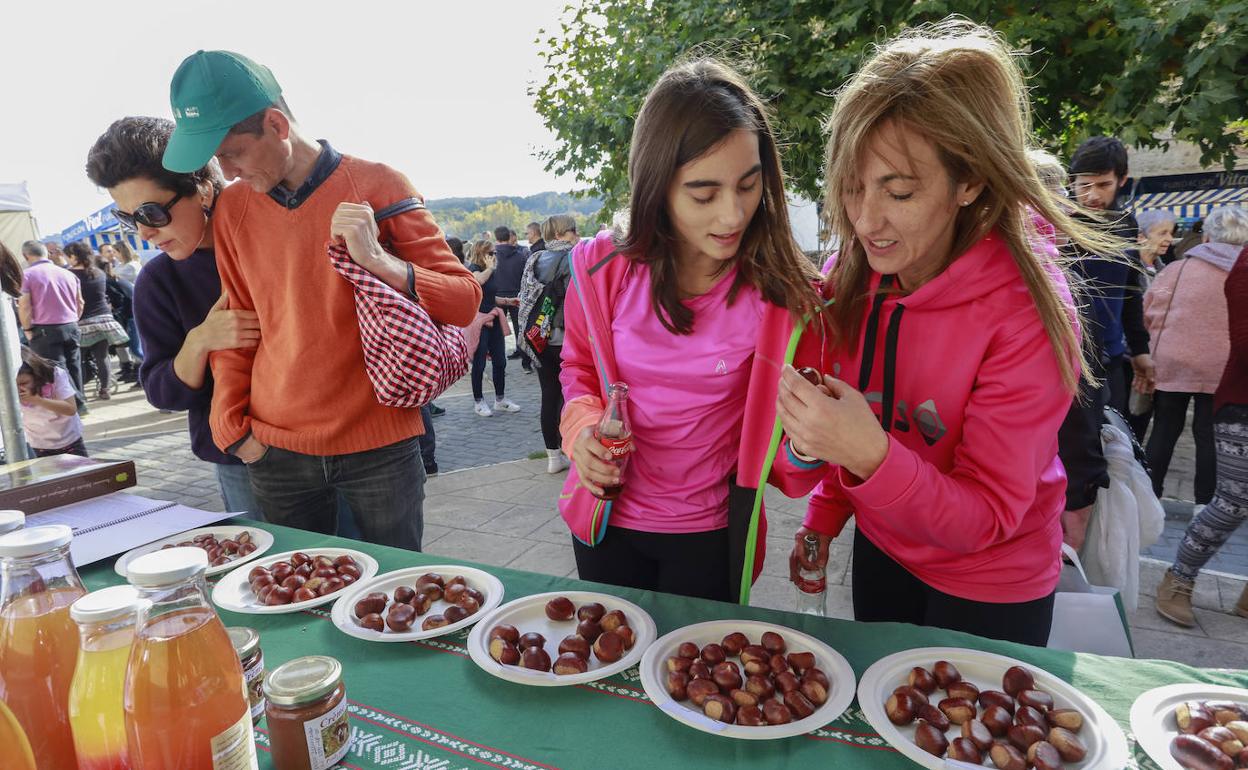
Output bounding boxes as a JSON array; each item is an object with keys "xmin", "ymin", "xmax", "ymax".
[{"xmin": 2, "ymin": 0, "xmax": 577, "ymax": 236}]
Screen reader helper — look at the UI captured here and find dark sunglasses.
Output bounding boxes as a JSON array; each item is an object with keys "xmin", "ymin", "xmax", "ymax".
[{"xmin": 113, "ymin": 191, "xmax": 184, "ymax": 231}]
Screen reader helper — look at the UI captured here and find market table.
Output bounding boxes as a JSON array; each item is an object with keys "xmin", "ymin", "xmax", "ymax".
[{"xmin": 82, "ymin": 519, "xmax": 1248, "ymax": 770}]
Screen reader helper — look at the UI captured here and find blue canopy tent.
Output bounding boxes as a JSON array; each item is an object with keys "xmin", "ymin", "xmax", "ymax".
[
  {"xmin": 53, "ymin": 203, "xmax": 155, "ymax": 254},
  {"xmin": 1127, "ymin": 169, "xmax": 1248, "ymax": 224}
]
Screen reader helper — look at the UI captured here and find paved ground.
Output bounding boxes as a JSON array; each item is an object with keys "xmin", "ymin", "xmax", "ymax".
[{"xmin": 70, "ymin": 363, "xmax": 1246, "ymax": 669}]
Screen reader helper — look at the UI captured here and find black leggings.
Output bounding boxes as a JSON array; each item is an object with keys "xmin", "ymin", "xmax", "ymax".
[
  {"xmin": 470, "ymin": 321, "xmax": 506, "ymax": 401},
  {"xmin": 84, "ymin": 339, "xmax": 111, "ymax": 393},
  {"xmin": 852, "ymin": 531, "xmax": 1055, "ymax": 646},
  {"xmin": 1147, "ymin": 390, "xmax": 1216, "ymax": 504},
  {"xmin": 536, "ymin": 345, "xmax": 564, "ymax": 450},
  {"xmin": 573, "ymin": 526, "xmax": 731, "ymax": 602}
]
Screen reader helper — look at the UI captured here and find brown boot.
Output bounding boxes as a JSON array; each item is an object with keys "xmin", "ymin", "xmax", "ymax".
[
  {"xmin": 1236, "ymin": 584, "xmax": 1248, "ymax": 620},
  {"xmin": 1155, "ymin": 569, "xmax": 1197, "ymax": 628}
]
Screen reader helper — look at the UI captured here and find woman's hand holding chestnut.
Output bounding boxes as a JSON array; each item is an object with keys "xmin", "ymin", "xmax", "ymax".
[{"xmin": 776, "ymin": 365, "xmax": 889, "ymax": 481}]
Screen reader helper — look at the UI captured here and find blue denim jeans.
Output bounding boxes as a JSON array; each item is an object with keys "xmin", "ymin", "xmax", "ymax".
[
  {"xmin": 215, "ymin": 462, "xmax": 261, "ymax": 521},
  {"xmin": 245, "ymin": 437, "xmax": 425, "ymax": 550}
]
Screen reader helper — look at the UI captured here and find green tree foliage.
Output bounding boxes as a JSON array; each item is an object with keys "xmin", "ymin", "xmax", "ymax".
[
  {"xmin": 428, "ymin": 192, "xmax": 603, "ymax": 240},
  {"xmin": 533, "ymin": 0, "xmax": 1247, "ymax": 210}
]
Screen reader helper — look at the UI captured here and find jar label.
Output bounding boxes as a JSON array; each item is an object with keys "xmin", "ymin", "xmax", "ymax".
[
  {"xmin": 303, "ymin": 696, "xmax": 351, "ymax": 770},
  {"xmin": 243, "ymin": 653, "xmax": 265, "ymax": 721},
  {"xmin": 210, "ymin": 710, "xmax": 259, "ymax": 770}
]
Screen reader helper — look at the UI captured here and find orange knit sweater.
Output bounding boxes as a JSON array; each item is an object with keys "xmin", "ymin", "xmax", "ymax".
[{"xmin": 209, "ymin": 154, "xmax": 481, "ymax": 456}]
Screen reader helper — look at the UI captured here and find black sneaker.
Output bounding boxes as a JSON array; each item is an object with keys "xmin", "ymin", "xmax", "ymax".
[
  {"xmin": 424, "ymin": 464, "xmax": 439, "ymax": 477},
  {"xmin": 428, "ymin": 403, "xmax": 446, "ymax": 417},
  {"xmin": 507, "ymin": 351, "xmax": 523, "ymax": 360}
]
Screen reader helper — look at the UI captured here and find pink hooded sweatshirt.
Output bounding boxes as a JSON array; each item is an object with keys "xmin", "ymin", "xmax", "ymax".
[{"xmin": 804, "ymin": 231, "xmax": 1076, "ymax": 604}]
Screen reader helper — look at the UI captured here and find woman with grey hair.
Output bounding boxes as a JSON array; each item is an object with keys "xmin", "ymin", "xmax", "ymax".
[
  {"xmin": 1143, "ymin": 206, "xmax": 1248, "ymax": 528},
  {"xmin": 1135, "ymin": 208, "xmax": 1177, "ymax": 275}
]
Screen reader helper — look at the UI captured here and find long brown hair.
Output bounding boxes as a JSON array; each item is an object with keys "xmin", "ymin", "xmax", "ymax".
[
  {"xmin": 620, "ymin": 58, "xmax": 819, "ymax": 334},
  {"xmin": 19, "ymin": 346, "xmax": 58, "ymax": 392},
  {"xmin": 822, "ymin": 19, "xmax": 1124, "ymax": 393},
  {"xmin": 0, "ymin": 242, "xmax": 23, "ymax": 298}
]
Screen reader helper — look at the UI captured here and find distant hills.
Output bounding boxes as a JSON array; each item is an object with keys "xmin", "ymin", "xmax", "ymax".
[{"xmin": 425, "ymin": 191, "xmax": 604, "ymax": 241}]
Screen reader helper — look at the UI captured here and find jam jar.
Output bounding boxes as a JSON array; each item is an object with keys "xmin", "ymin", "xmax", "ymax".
[
  {"xmin": 227, "ymin": 627, "xmax": 265, "ymax": 724},
  {"xmin": 263, "ymin": 655, "xmax": 350, "ymax": 770}
]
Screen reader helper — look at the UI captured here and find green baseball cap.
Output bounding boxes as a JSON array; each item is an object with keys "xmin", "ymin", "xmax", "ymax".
[{"xmin": 163, "ymin": 50, "xmax": 282, "ymax": 173}]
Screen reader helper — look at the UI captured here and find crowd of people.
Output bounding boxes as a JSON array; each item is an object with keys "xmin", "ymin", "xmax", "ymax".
[{"xmin": 3, "ymin": 18, "xmax": 1244, "ymax": 647}]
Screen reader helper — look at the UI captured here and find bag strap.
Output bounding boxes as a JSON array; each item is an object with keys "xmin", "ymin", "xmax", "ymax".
[
  {"xmin": 374, "ymin": 197, "xmax": 427, "ymax": 222},
  {"xmin": 1151, "ymin": 258, "xmax": 1188, "ymax": 363}
]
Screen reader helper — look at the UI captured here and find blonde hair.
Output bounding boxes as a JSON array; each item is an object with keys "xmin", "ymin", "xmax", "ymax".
[
  {"xmin": 822, "ymin": 18, "xmax": 1122, "ymax": 392},
  {"xmin": 542, "ymin": 214, "xmax": 578, "ymax": 243},
  {"xmin": 467, "ymin": 239, "xmax": 493, "ymax": 269},
  {"xmin": 1027, "ymin": 149, "xmax": 1068, "ymax": 198}
]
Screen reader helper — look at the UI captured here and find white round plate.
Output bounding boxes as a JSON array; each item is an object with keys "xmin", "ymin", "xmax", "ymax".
[
  {"xmin": 638, "ymin": 619, "xmax": 856, "ymax": 740},
  {"xmin": 211, "ymin": 548, "xmax": 378, "ymax": 614},
  {"xmin": 1130, "ymin": 683, "xmax": 1248, "ymax": 770},
  {"xmin": 466, "ymin": 590, "xmax": 657, "ymax": 687},
  {"xmin": 114, "ymin": 526, "xmax": 274, "ymax": 578},
  {"xmin": 858, "ymin": 647, "xmax": 1129, "ymax": 769},
  {"xmin": 330, "ymin": 565, "xmax": 504, "ymax": 642}
]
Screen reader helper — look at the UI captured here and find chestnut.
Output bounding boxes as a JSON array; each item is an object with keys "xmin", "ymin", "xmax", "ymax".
[
  {"xmin": 337, "ymin": 564, "xmax": 362, "ymax": 580},
  {"xmin": 1047, "ymin": 707, "xmax": 1084, "ymax": 732},
  {"xmin": 614, "ymin": 625, "xmax": 636, "ymax": 650},
  {"xmin": 600, "ymin": 609, "xmax": 627, "ymax": 633},
  {"xmin": 1171, "ymin": 735, "xmax": 1233, "ymax": 770},
  {"xmin": 576, "ymin": 620, "xmax": 603, "ymax": 643},
  {"xmin": 769, "ymin": 654, "xmax": 791, "ymax": 677},
  {"xmin": 592, "ymin": 630, "xmax": 624, "ymax": 663},
  {"xmin": 521, "ymin": 646, "xmax": 551, "ymax": 672},
  {"xmin": 689, "ymin": 661, "xmax": 712, "ymax": 681},
  {"xmin": 760, "ymin": 631, "xmax": 787, "ymax": 655},
  {"xmin": 886, "ymin": 691, "xmax": 920, "ymax": 725},
  {"xmin": 783, "ymin": 689, "xmax": 817, "ymax": 719},
  {"xmin": 938, "ymin": 697, "xmax": 976, "ymax": 725},
  {"xmin": 1007, "ymin": 723, "xmax": 1046, "ymax": 751},
  {"xmin": 1015, "ymin": 705, "xmax": 1047, "ymax": 729},
  {"xmin": 666, "ymin": 671, "xmax": 690, "ymax": 700},
  {"xmin": 699, "ymin": 643, "xmax": 727, "ymax": 666},
  {"xmin": 265, "ymin": 586, "xmax": 293, "ymax": 605},
  {"xmin": 545, "ymin": 596, "xmax": 575, "ymax": 621},
  {"xmin": 686, "ymin": 678, "xmax": 719, "ymax": 707},
  {"xmin": 762, "ymin": 700, "xmax": 793, "ymax": 725},
  {"xmin": 1050, "ymin": 726, "xmax": 1088, "ymax": 762},
  {"xmin": 281, "ymin": 574, "xmax": 306, "ymax": 591},
  {"xmin": 256, "ymin": 584, "xmax": 276, "ymax": 604},
  {"xmin": 803, "ymin": 668, "xmax": 830, "ymax": 691},
  {"xmin": 677, "ymin": 642, "xmax": 700, "ymax": 659},
  {"xmin": 416, "ymin": 572, "xmax": 445, "ymax": 588},
  {"xmin": 553, "ymin": 653, "xmax": 588, "ymax": 675},
  {"xmin": 1002, "ymin": 665, "xmax": 1035, "ymax": 696},
  {"xmin": 238, "ymin": 543, "xmax": 257, "ymax": 556},
  {"xmin": 332, "ymin": 554, "xmax": 356, "ymax": 568},
  {"xmin": 445, "ymin": 575, "xmax": 467, "ymax": 589},
  {"xmin": 443, "ymin": 606, "xmax": 469, "ymax": 624},
  {"xmin": 354, "ymin": 593, "xmax": 388, "ymax": 618},
  {"xmin": 293, "ymin": 586, "xmax": 317, "ymax": 603},
  {"xmin": 577, "ymin": 602, "xmax": 605, "ymax": 622},
  {"xmin": 775, "ymin": 671, "xmax": 800, "ymax": 694},
  {"xmin": 711, "ymin": 662, "xmax": 742, "ymax": 692},
  {"xmin": 914, "ymin": 721, "xmax": 949, "ymax": 757},
  {"xmin": 933, "ymin": 660, "xmax": 961, "ymax": 689},
  {"xmin": 744, "ymin": 674, "xmax": 775, "ymax": 700},
  {"xmin": 961, "ymin": 719, "xmax": 993, "ymax": 752},
  {"xmin": 294, "ymin": 562, "xmax": 314, "ymax": 579},
  {"xmin": 489, "ymin": 638, "xmax": 520, "ymax": 664},
  {"xmin": 978, "ymin": 688, "xmax": 1015, "ymax": 714},
  {"xmin": 947, "ymin": 737, "xmax": 982, "ymax": 765},
  {"xmin": 411, "ymin": 592, "xmax": 434, "ymax": 615},
  {"xmin": 1199, "ymin": 725, "xmax": 1245, "ymax": 757},
  {"xmin": 271, "ymin": 562, "xmax": 294, "ymax": 582},
  {"xmin": 518, "ymin": 632, "xmax": 547, "ymax": 651},
  {"xmin": 729, "ymin": 689, "xmax": 759, "ymax": 708},
  {"xmin": 464, "ymin": 587, "xmax": 485, "ymax": 605},
  {"xmin": 1208, "ymin": 701, "xmax": 1248, "ymax": 725},
  {"xmin": 1179, "ymin": 702, "xmax": 1218, "ymax": 735},
  {"xmin": 892, "ymin": 685, "xmax": 929, "ymax": 708},
  {"xmin": 989, "ymin": 742, "xmax": 1027, "ymax": 770},
  {"xmin": 444, "ymin": 584, "xmax": 467, "ymax": 605},
  {"xmin": 220, "ymin": 539, "xmax": 240, "ymax": 554},
  {"xmin": 250, "ymin": 574, "xmax": 276, "ymax": 592},
  {"xmin": 917, "ymin": 704, "xmax": 950, "ymax": 731},
  {"xmin": 358, "ymin": 613, "xmax": 384, "ymax": 632},
  {"xmin": 247, "ymin": 566, "xmax": 270, "ymax": 582},
  {"xmin": 982, "ymin": 704, "xmax": 1013, "ymax": 737},
  {"xmin": 418, "ymin": 583, "xmax": 444, "ymax": 602},
  {"xmin": 721, "ymin": 632, "xmax": 749, "ymax": 656},
  {"xmin": 457, "ymin": 595, "xmax": 481, "ymax": 615},
  {"xmin": 946, "ymin": 681, "xmax": 980, "ymax": 703},
  {"xmin": 743, "ymin": 658, "xmax": 770, "ymax": 677},
  {"xmin": 666, "ymin": 655, "xmax": 692, "ymax": 674},
  {"xmin": 703, "ymin": 693, "xmax": 736, "ymax": 724},
  {"xmin": 318, "ymin": 577, "xmax": 345, "ymax": 596},
  {"xmin": 1017, "ymin": 689, "xmax": 1054, "ymax": 713},
  {"xmin": 739, "ymin": 645, "xmax": 769, "ymax": 666},
  {"xmin": 422, "ymin": 614, "xmax": 448, "ymax": 631},
  {"xmin": 907, "ymin": 666, "xmax": 937, "ymax": 695},
  {"xmin": 291, "ymin": 552, "xmax": 312, "ymax": 566},
  {"xmin": 1224, "ymin": 721, "xmax": 1248, "ymax": 744},
  {"xmin": 1027, "ymin": 740, "xmax": 1063, "ymax": 770},
  {"xmin": 561, "ymin": 636, "xmax": 592, "ymax": 660},
  {"xmin": 735, "ymin": 705, "xmax": 765, "ymax": 726},
  {"xmin": 313, "ymin": 567, "xmax": 337, "ymax": 580},
  {"xmin": 386, "ymin": 604, "xmax": 416, "ymax": 632},
  {"xmin": 787, "ymin": 652, "xmax": 816, "ymax": 675},
  {"xmin": 302, "ymin": 577, "xmax": 326, "ymax": 595},
  {"xmin": 800, "ymin": 676, "xmax": 828, "ymax": 706}
]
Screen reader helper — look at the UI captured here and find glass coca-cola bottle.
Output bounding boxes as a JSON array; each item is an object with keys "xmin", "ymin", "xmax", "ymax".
[
  {"xmin": 593, "ymin": 383, "xmax": 632, "ymax": 501},
  {"xmin": 795, "ymin": 534, "xmax": 827, "ymax": 616}
]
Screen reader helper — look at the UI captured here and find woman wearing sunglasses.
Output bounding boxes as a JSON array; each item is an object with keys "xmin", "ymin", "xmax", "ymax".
[{"xmin": 85, "ymin": 116, "xmax": 263, "ymax": 515}]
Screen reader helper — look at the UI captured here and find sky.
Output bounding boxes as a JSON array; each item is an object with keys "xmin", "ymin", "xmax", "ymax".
[{"xmin": 1, "ymin": 0, "xmax": 577, "ymax": 237}]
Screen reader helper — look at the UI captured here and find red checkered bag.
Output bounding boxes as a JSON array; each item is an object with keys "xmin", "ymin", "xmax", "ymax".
[{"xmin": 326, "ymin": 210, "xmax": 469, "ymax": 407}]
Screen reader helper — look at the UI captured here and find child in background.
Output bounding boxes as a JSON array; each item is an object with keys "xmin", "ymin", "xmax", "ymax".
[{"xmin": 17, "ymin": 346, "xmax": 88, "ymax": 457}]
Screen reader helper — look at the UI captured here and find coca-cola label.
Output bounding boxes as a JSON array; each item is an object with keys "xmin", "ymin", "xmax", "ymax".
[{"xmin": 599, "ymin": 435, "xmax": 631, "ymax": 458}]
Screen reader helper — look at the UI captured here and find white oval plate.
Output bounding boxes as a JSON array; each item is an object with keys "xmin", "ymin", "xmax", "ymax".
[
  {"xmin": 212, "ymin": 548, "xmax": 379, "ymax": 614},
  {"xmin": 114, "ymin": 526, "xmax": 274, "ymax": 579},
  {"xmin": 858, "ymin": 646, "xmax": 1129, "ymax": 769},
  {"xmin": 330, "ymin": 565, "xmax": 504, "ymax": 642},
  {"xmin": 1130, "ymin": 683, "xmax": 1248, "ymax": 770},
  {"xmin": 638, "ymin": 619, "xmax": 855, "ymax": 740},
  {"xmin": 466, "ymin": 590, "xmax": 656, "ymax": 687}
]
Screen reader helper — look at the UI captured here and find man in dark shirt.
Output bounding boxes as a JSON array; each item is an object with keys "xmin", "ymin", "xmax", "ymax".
[{"xmin": 493, "ymin": 226, "xmax": 532, "ymax": 371}]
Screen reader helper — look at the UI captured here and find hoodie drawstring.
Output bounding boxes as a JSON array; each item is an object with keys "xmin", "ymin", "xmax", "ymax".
[{"xmin": 857, "ymin": 276, "xmax": 905, "ymax": 433}]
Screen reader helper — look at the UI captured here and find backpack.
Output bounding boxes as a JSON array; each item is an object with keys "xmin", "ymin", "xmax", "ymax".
[{"xmin": 518, "ymin": 249, "xmax": 571, "ymax": 358}]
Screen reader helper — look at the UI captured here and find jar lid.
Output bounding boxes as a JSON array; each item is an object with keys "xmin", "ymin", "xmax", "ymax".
[
  {"xmin": 0, "ymin": 510, "xmax": 24, "ymax": 535},
  {"xmin": 227, "ymin": 626, "xmax": 261, "ymax": 659},
  {"xmin": 0, "ymin": 524, "xmax": 72, "ymax": 559},
  {"xmin": 264, "ymin": 655, "xmax": 342, "ymax": 707},
  {"xmin": 126, "ymin": 546, "xmax": 208, "ymax": 586},
  {"xmin": 70, "ymin": 585, "xmax": 148, "ymax": 624}
]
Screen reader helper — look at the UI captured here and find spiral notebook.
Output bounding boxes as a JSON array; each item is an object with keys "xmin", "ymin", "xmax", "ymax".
[{"xmin": 32, "ymin": 492, "xmax": 233, "ymax": 567}]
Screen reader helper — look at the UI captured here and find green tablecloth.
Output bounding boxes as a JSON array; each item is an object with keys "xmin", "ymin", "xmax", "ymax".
[{"xmin": 83, "ymin": 520, "xmax": 1247, "ymax": 770}]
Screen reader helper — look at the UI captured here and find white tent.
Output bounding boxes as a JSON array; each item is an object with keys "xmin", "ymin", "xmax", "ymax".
[{"xmin": 0, "ymin": 182, "xmax": 39, "ymax": 257}]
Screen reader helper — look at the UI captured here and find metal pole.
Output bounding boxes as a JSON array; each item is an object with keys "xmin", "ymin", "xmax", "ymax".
[{"xmin": 0, "ymin": 297, "xmax": 29, "ymax": 463}]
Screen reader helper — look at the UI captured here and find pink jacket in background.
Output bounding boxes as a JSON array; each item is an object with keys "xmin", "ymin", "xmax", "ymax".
[
  {"xmin": 1144, "ymin": 243, "xmax": 1236, "ymax": 394},
  {"xmin": 804, "ymin": 231, "xmax": 1077, "ymax": 604}
]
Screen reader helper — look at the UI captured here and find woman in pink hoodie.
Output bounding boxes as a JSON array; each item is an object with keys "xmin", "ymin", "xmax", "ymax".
[
  {"xmin": 777, "ymin": 21, "xmax": 1121, "ymax": 645},
  {"xmin": 558, "ymin": 59, "xmax": 826, "ymax": 603}
]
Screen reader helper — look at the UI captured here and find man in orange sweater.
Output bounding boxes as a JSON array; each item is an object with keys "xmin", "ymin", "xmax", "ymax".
[{"xmin": 162, "ymin": 50, "xmax": 480, "ymax": 549}]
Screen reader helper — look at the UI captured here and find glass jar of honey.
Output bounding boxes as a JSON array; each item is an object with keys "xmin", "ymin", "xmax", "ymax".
[
  {"xmin": 264, "ymin": 656, "xmax": 351, "ymax": 770},
  {"xmin": 227, "ymin": 626, "xmax": 265, "ymax": 724}
]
